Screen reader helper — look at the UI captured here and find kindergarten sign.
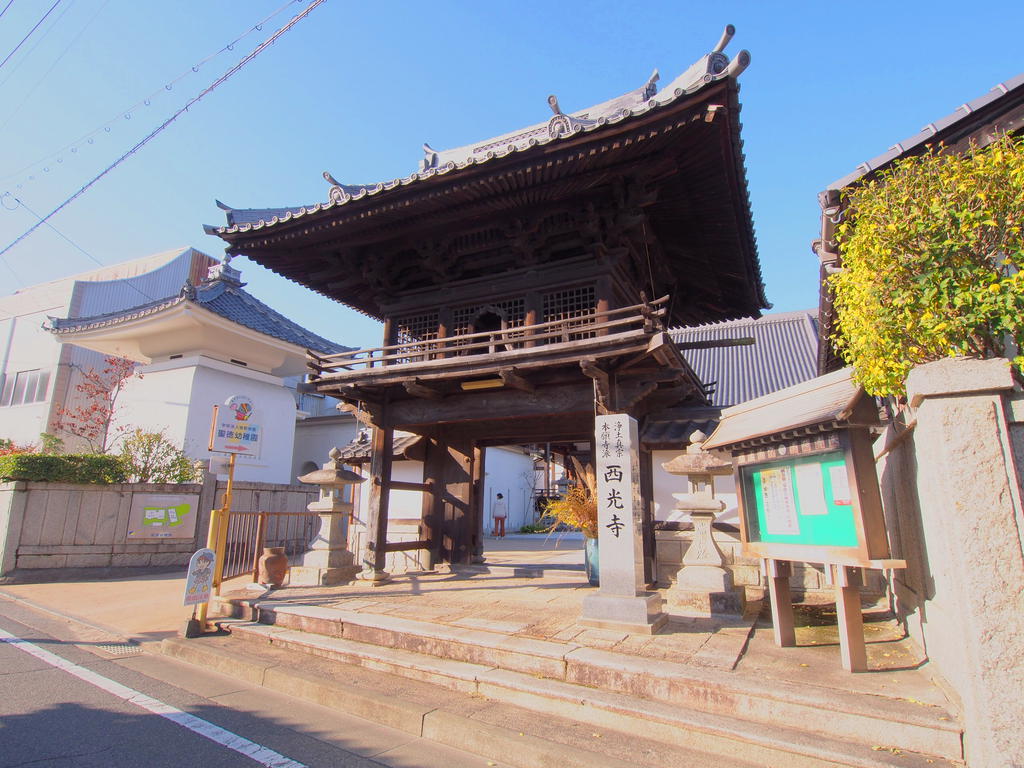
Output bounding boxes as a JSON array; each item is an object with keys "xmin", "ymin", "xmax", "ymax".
[
  {"xmin": 208, "ymin": 394, "xmax": 262, "ymax": 458},
  {"xmin": 127, "ymin": 494, "xmax": 199, "ymax": 539}
]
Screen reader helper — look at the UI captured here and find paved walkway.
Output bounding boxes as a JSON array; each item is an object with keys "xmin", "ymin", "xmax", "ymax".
[{"xmin": 0, "ymin": 534, "xmax": 951, "ymax": 711}]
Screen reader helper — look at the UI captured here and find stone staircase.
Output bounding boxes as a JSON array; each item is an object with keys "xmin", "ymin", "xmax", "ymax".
[{"xmin": 162, "ymin": 598, "xmax": 964, "ymax": 768}]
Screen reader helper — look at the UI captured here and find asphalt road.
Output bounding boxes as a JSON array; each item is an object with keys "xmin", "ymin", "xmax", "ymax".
[{"xmin": 0, "ymin": 596, "xmax": 506, "ymax": 768}]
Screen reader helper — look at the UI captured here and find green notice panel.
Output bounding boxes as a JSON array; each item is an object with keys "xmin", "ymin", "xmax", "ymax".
[{"xmin": 740, "ymin": 451, "xmax": 858, "ymax": 547}]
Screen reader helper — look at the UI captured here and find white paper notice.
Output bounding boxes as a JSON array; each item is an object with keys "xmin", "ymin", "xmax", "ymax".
[
  {"xmin": 829, "ymin": 465, "xmax": 852, "ymax": 506},
  {"xmin": 759, "ymin": 467, "xmax": 801, "ymax": 536},
  {"xmin": 795, "ymin": 463, "xmax": 828, "ymax": 516}
]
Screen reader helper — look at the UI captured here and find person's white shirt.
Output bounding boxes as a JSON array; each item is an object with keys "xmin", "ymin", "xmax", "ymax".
[{"xmin": 492, "ymin": 498, "xmax": 508, "ymax": 518}]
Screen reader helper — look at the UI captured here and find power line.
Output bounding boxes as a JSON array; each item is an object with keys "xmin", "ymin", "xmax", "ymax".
[
  {"xmin": 0, "ymin": 0, "xmax": 301, "ymax": 186},
  {"xmin": 0, "ymin": 1, "xmax": 16, "ymax": 22},
  {"xmin": 0, "ymin": 0, "xmax": 326, "ymax": 261},
  {"xmin": 0, "ymin": 0, "xmax": 88, "ymax": 124},
  {"xmin": 0, "ymin": 0, "xmax": 61, "ymax": 72}
]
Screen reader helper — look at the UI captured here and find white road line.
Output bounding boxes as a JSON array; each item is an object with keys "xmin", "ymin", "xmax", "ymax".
[{"xmin": 0, "ymin": 627, "xmax": 306, "ymax": 768}]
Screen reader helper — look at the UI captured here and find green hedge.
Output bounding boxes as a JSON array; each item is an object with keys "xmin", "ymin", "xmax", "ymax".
[{"xmin": 0, "ymin": 454, "xmax": 128, "ymax": 484}]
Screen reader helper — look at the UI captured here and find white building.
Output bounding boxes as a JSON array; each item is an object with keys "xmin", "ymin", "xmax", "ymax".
[
  {"xmin": 45, "ymin": 254, "xmax": 355, "ymax": 483},
  {"xmin": 0, "ymin": 247, "xmax": 214, "ymax": 448}
]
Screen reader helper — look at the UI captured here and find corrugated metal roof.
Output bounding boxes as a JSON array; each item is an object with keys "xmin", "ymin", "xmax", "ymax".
[
  {"xmin": 671, "ymin": 310, "xmax": 819, "ymax": 407},
  {"xmin": 703, "ymin": 368, "xmax": 861, "ymax": 450}
]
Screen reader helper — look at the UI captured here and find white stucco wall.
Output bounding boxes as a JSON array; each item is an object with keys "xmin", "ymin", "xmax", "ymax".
[
  {"xmin": 482, "ymin": 445, "xmax": 536, "ymax": 534},
  {"xmin": 651, "ymin": 448, "xmax": 738, "ymax": 525},
  {"xmin": 115, "ymin": 355, "xmax": 298, "ymax": 484},
  {"xmin": 0, "ymin": 247, "xmax": 208, "ymax": 449},
  {"xmin": 292, "ymin": 415, "xmax": 359, "ymax": 481}
]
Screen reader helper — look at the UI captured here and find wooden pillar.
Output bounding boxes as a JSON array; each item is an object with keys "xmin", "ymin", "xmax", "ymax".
[
  {"xmin": 639, "ymin": 446, "xmax": 656, "ymax": 585},
  {"xmin": 445, "ymin": 436, "xmax": 474, "ymax": 564},
  {"xmin": 471, "ymin": 443, "xmax": 486, "ymax": 563},
  {"xmin": 595, "ymin": 276, "xmax": 612, "ymax": 337},
  {"xmin": 380, "ymin": 318, "xmax": 394, "ymax": 368},
  {"xmin": 832, "ymin": 564, "xmax": 868, "ymax": 672},
  {"xmin": 524, "ymin": 291, "xmax": 540, "ymax": 348},
  {"xmin": 362, "ymin": 422, "xmax": 393, "ymax": 582},
  {"xmin": 421, "ymin": 436, "xmax": 443, "ymax": 567},
  {"xmin": 765, "ymin": 559, "xmax": 796, "ymax": 647}
]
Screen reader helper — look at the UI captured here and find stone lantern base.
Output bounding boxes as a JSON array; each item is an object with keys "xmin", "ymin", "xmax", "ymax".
[{"xmin": 666, "ymin": 506, "xmax": 743, "ymax": 616}]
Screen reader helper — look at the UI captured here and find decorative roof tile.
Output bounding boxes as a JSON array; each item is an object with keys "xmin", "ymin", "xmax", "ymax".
[
  {"xmin": 49, "ymin": 259, "xmax": 348, "ymax": 356},
  {"xmin": 208, "ymin": 26, "xmax": 751, "ymax": 237},
  {"xmin": 825, "ymin": 72, "xmax": 1024, "ymax": 192}
]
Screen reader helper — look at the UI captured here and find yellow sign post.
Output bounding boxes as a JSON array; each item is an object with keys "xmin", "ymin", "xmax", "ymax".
[{"xmin": 195, "ymin": 452, "xmax": 236, "ymax": 631}]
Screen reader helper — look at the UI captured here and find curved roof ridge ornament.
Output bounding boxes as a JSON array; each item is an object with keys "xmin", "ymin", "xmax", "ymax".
[
  {"xmin": 712, "ymin": 23, "xmax": 735, "ymax": 54},
  {"xmin": 642, "ymin": 69, "xmax": 660, "ymax": 101},
  {"xmin": 655, "ymin": 24, "xmax": 750, "ymax": 103},
  {"xmin": 420, "ymin": 142, "xmax": 440, "ymax": 171},
  {"xmin": 546, "ymin": 93, "xmax": 598, "ymax": 138},
  {"xmin": 323, "ymin": 170, "xmax": 358, "ymax": 204}
]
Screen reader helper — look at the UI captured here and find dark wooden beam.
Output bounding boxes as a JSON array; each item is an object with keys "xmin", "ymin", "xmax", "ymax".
[
  {"xmin": 373, "ymin": 540, "xmax": 430, "ymax": 553},
  {"xmin": 404, "ymin": 378, "xmax": 444, "ymax": 400},
  {"xmin": 388, "ymin": 383, "xmax": 594, "ymax": 429},
  {"xmin": 388, "ymin": 479, "xmax": 431, "ymax": 493},
  {"xmin": 499, "ymin": 367, "xmax": 534, "ymax": 393}
]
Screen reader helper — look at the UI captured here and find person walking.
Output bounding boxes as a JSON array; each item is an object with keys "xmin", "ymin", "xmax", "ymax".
[{"xmin": 492, "ymin": 493, "xmax": 508, "ymax": 537}]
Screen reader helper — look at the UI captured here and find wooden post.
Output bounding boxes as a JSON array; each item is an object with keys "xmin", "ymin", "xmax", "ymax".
[
  {"xmin": 421, "ymin": 436, "xmax": 442, "ymax": 567},
  {"xmin": 765, "ymin": 559, "xmax": 796, "ymax": 647},
  {"xmin": 362, "ymin": 423, "xmax": 393, "ymax": 583},
  {"xmin": 471, "ymin": 443, "xmax": 486, "ymax": 563},
  {"xmin": 832, "ymin": 564, "xmax": 868, "ymax": 672},
  {"xmin": 639, "ymin": 446, "xmax": 656, "ymax": 585}
]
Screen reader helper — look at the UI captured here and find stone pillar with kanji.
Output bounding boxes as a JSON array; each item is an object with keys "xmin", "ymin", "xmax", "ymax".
[{"xmin": 580, "ymin": 414, "xmax": 667, "ymax": 634}]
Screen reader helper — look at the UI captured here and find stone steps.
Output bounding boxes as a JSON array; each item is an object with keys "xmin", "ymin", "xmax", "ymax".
[
  {"xmin": 163, "ymin": 632, "xmax": 762, "ymax": 768},
  {"xmin": 213, "ymin": 599, "xmax": 963, "ymax": 767}
]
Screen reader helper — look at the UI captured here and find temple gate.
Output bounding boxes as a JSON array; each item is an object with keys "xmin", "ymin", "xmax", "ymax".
[{"xmin": 208, "ymin": 26, "xmax": 768, "ymax": 583}]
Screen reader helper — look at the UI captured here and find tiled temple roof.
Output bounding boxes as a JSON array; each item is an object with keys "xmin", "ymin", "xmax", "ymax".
[
  {"xmin": 49, "ymin": 259, "xmax": 348, "ymax": 356},
  {"xmin": 207, "ymin": 26, "xmax": 751, "ymax": 238},
  {"xmin": 825, "ymin": 72, "xmax": 1024, "ymax": 193}
]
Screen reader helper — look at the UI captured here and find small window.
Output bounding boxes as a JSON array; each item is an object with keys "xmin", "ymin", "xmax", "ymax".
[{"xmin": 0, "ymin": 369, "xmax": 51, "ymax": 407}]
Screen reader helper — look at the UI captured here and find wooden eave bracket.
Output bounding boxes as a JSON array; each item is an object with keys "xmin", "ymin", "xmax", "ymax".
[
  {"xmin": 580, "ymin": 358, "xmax": 611, "ymax": 413},
  {"xmin": 499, "ymin": 367, "xmax": 534, "ymax": 393},
  {"xmin": 404, "ymin": 378, "xmax": 444, "ymax": 400}
]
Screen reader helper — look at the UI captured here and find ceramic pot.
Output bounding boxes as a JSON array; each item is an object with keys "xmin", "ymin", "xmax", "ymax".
[
  {"xmin": 258, "ymin": 546, "xmax": 288, "ymax": 587},
  {"xmin": 584, "ymin": 536, "xmax": 599, "ymax": 587}
]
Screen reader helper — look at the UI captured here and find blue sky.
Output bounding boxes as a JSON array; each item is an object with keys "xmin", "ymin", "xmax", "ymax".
[{"xmin": 1, "ymin": 1, "xmax": 1021, "ymax": 349}]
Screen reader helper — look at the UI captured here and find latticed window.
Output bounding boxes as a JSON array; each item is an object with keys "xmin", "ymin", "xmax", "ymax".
[
  {"xmin": 451, "ymin": 298, "xmax": 526, "ymax": 352},
  {"xmin": 542, "ymin": 286, "xmax": 596, "ymax": 341},
  {"xmin": 394, "ymin": 311, "xmax": 439, "ymax": 363}
]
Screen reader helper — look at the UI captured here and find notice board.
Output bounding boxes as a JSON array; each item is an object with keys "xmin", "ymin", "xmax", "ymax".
[{"xmin": 739, "ymin": 451, "xmax": 859, "ymax": 548}]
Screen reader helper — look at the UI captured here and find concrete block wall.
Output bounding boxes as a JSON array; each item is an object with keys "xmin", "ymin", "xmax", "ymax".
[
  {"xmin": 0, "ymin": 475, "xmax": 316, "ymax": 577},
  {"xmin": 875, "ymin": 358, "xmax": 1024, "ymax": 768}
]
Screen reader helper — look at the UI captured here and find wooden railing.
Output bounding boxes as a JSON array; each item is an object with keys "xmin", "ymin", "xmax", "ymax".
[{"xmin": 308, "ymin": 296, "xmax": 667, "ymax": 376}]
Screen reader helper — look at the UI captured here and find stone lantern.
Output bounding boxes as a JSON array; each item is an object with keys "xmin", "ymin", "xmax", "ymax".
[
  {"xmin": 292, "ymin": 447, "xmax": 365, "ymax": 586},
  {"xmin": 661, "ymin": 430, "xmax": 741, "ymax": 615}
]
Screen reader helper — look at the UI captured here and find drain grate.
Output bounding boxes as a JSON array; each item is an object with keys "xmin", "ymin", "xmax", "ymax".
[{"xmin": 96, "ymin": 641, "xmax": 143, "ymax": 656}]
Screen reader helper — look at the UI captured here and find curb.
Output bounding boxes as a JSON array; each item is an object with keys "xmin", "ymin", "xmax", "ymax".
[{"xmin": 160, "ymin": 636, "xmax": 638, "ymax": 768}]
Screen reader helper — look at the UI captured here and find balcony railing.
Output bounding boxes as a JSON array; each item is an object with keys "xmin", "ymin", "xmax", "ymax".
[{"xmin": 308, "ymin": 296, "xmax": 667, "ymax": 377}]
